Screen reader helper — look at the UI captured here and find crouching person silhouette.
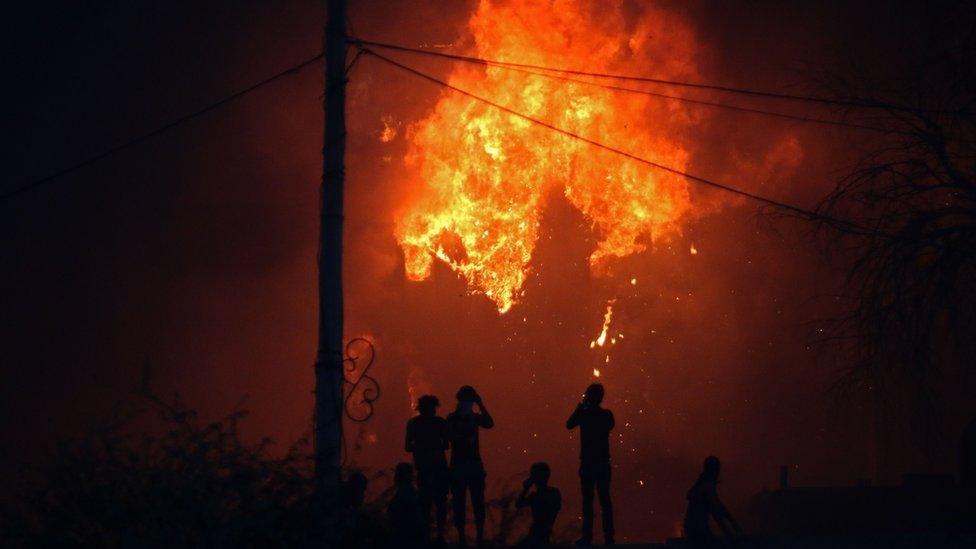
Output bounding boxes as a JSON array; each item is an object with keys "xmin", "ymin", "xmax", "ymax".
[
  {"xmin": 683, "ymin": 456, "xmax": 742, "ymax": 548},
  {"xmin": 447, "ymin": 386, "xmax": 494, "ymax": 547},
  {"xmin": 517, "ymin": 462, "xmax": 562, "ymax": 548},
  {"xmin": 388, "ymin": 462, "xmax": 426, "ymax": 548},
  {"xmin": 406, "ymin": 394, "xmax": 449, "ymax": 545},
  {"xmin": 339, "ymin": 471, "xmax": 370, "ymax": 548}
]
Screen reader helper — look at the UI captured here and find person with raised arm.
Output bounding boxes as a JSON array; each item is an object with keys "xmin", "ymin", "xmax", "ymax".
[
  {"xmin": 566, "ymin": 383, "xmax": 615, "ymax": 545},
  {"xmin": 446, "ymin": 386, "xmax": 494, "ymax": 547},
  {"xmin": 516, "ymin": 462, "xmax": 562, "ymax": 548}
]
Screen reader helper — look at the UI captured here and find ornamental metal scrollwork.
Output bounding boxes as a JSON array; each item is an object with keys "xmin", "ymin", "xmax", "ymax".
[{"xmin": 342, "ymin": 337, "xmax": 379, "ymax": 422}]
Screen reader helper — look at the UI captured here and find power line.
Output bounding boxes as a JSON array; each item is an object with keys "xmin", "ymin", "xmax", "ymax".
[
  {"xmin": 493, "ymin": 62, "xmax": 897, "ymax": 134},
  {"xmin": 358, "ymin": 46, "xmax": 885, "ymax": 238},
  {"xmin": 2, "ymin": 52, "xmax": 325, "ymax": 204},
  {"xmin": 350, "ymin": 37, "xmax": 950, "ymax": 115}
]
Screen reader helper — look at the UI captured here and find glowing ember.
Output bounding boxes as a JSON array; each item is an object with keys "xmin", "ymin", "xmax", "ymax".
[
  {"xmin": 690, "ymin": 243, "xmax": 698, "ymax": 255},
  {"xmin": 396, "ymin": 0, "xmax": 698, "ymax": 312},
  {"xmin": 593, "ymin": 368, "xmax": 601, "ymax": 377},
  {"xmin": 380, "ymin": 115, "xmax": 398, "ymax": 143}
]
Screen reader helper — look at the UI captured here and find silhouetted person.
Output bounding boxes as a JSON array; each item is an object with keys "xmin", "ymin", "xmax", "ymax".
[
  {"xmin": 962, "ymin": 415, "xmax": 976, "ymax": 491},
  {"xmin": 683, "ymin": 456, "xmax": 741, "ymax": 548},
  {"xmin": 340, "ymin": 471, "xmax": 370, "ymax": 548},
  {"xmin": 517, "ymin": 462, "xmax": 562, "ymax": 548},
  {"xmin": 962, "ymin": 415, "xmax": 976, "ymax": 529},
  {"xmin": 388, "ymin": 462, "xmax": 426, "ymax": 548},
  {"xmin": 406, "ymin": 394, "xmax": 450, "ymax": 545},
  {"xmin": 446, "ymin": 386, "xmax": 494, "ymax": 547},
  {"xmin": 566, "ymin": 383, "xmax": 615, "ymax": 545}
]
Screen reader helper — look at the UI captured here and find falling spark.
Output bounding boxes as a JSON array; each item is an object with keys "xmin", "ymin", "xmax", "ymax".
[
  {"xmin": 630, "ymin": 277, "xmax": 637, "ymax": 285},
  {"xmin": 690, "ymin": 243, "xmax": 698, "ymax": 255},
  {"xmin": 592, "ymin": 368, "xmax": 601, "ymax": 377}
]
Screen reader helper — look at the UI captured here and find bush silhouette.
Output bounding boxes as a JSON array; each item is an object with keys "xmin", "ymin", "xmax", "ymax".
[{"xmin": 2, "ymin": 391, "xmax": 326, "ymax": 547}]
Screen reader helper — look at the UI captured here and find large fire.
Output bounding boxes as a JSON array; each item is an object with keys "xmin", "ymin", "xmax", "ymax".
[{"xmin": 395, "ymin": 0, "xmax": 701, "ymax": 313}]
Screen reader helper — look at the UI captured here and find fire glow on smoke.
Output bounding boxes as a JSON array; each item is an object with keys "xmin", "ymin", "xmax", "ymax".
[{"xmin": 395, "ymin": 0, "xmax": 700, "ymax": 313}]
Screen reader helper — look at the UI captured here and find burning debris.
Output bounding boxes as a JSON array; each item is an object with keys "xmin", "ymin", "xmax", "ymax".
[
  {"xmin": 379, "ymin": 115, "xmax": 398, "ymax": 142},
  {"xmin": 589, "ymin": 300, "xmax": 616, "ymax": 349}
]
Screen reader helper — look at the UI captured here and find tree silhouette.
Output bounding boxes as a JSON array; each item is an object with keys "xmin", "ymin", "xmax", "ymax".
[{"xmin": 804, "ymin": 8, "xmax": 976, "ymax": 399}]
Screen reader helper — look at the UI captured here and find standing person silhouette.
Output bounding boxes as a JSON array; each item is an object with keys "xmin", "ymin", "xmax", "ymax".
[
  {"xmin": 446, "ymin": 386, "xmax": 494, "ymax": 547},
  {"xmin": 566, "ymin": 383, "xmax": 615, "ymax": 545},
  {"xmin": 683, "ymin": 456, "xmax": 742, "ymax": 548},
  {"xmin": 406, "ymin": 395, "xmax": 450, "ymax": 546}
]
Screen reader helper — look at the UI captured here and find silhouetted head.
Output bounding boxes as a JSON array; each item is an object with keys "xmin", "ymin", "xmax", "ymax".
[
  {"xmin": 417, "ymin": 395, "xmax": 439, "ymax": 416},
  {"xmin": 585, "ymin": 383, "xmax": 605, "ymax": 406},
  {"xmin": 343, "ymin": 471, "xmax": 368, "ymax": 506},
  {"xmin": 530, "ymin": 462, "xmax": 551, "ymax": 486},
  {"xmin": 456, "ymin": 385, "xmax": 477, "ymax": 403},
  {"xmin": 394, "ymin": 462, "xmax": 414, "ymax": 485},
  {"xmin": 702, "ymin": 455, "xmax": 721, "ymax": 481}
]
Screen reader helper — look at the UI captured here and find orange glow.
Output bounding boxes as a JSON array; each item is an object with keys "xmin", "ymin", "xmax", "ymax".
[
  {"xmin": 379, "ymin": 115, "xmax": 398, "ymax": 142},
  {"xmin": 396, "ymin": 0, "xmax": 699, "ymax": 312}
]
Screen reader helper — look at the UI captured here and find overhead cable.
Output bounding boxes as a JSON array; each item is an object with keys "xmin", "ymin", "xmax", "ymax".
[
  {"xmin": 2, "ymin": 53, "xmax": 324, "ymax": 204},
  {"xmin": 350, "ymin": 37, "xmax": 954, "ymax": 116},
  {"xmin": 359, "ymin": 46, "xmax": 888, "ymax": 239}
]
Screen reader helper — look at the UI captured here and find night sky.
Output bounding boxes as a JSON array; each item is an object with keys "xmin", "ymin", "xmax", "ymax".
[{"xmin": 3, "ymin": 1, "xmax": 973, "ymax": 542}]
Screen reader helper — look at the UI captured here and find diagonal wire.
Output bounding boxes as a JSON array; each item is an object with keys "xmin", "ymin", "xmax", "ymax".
[
  {"xmin": 489, "ymin": 62, "xmax": 898, "ymax": 134},
  {"xmin": 2, "ymin": 52, "xmax": 325, "ymax": 204},
  {"xmin": 350, "ymin": 37, "xmax": 957, "ymax": 116},
  {"xmin": 359, "ymin": 46, "xmax": 888, "ymax": 238}
]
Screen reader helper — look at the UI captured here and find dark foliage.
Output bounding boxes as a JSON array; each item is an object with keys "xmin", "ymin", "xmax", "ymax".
[
  {"xmin": 0, "ymin": 391, "xmax": 323, "ymax": 547},
  {"xmin": 804, "ymin": 5, "xmax": 976, "ymax": 397},
  {"xmin": 0, "ymin": 387, "xmax": 532, "ymax": 548}
]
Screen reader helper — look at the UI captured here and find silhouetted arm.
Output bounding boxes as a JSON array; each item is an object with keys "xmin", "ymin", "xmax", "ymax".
[
  {"xmin": 517, "ymin": 481, "xmax": 532, "ymax": 508},
  {"xmin": 405, "ymin": 419, "xmax": 414, "ymax": 453},
  {"xmin": 474, "ymin": 393, "xmax": 494, "ymax": 428},
  {"xmin": 477, "ymin": 406, "xmax": 494, "ymax": 429},
  {"xmin": 566, "ymin": 404, "xmax": 582, "ymax": 429},
  {"xmin": 709, "ymin": 488, "xmax": 741, "ymax": 537},
  {"xmin": 606, "ymin": 410, "xmax": 615, "ymax": 431}
]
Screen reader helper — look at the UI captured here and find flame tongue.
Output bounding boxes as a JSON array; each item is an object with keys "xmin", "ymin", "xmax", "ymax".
[
  {"xmin": 590, "ymin": 300, "xmax": 615, "ymax": 348},
  {"xmin": 396, "ymin": 0, "xmax": 697, "ymax": 312}
]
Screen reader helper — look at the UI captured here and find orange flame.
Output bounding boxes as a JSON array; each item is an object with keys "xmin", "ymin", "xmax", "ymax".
[
  {"xmin": 397, "ymin": 0, "xmax": 700, "ymax": 312},
  {"xmin": 590, "ymin": 300, "xmax": 615, "ymax": 348}
]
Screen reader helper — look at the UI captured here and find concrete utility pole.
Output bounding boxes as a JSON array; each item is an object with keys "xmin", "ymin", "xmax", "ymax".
[{"xmin": 316, "ymin": 0, "xmax": 346, "ymax": 541}]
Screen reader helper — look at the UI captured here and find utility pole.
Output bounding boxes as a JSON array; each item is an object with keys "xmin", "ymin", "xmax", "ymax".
[{"xmin": 316, "ymin": 0, "xmax": 346, "ymax": 542}]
